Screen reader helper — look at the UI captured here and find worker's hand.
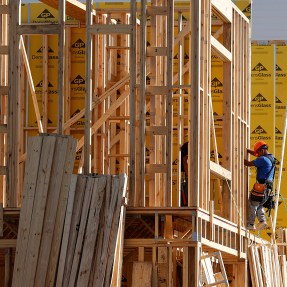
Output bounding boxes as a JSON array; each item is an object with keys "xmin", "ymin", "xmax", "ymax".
[
  {"xmin": 247, "ymin": 148, "xmax": 255, "ymax": 156},
  {"xmin": 244, "ymin": 159, "xmax": 254, "ymax": 167}
]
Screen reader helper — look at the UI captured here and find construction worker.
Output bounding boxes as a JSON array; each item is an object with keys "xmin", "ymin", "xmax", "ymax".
[
  {"xmin": 180, "ymin": 142, "xmax": 188, "ymax": 206},
  {"xmin": 244, "ymin": 141, "xmax": 276, "ymax": 231}
]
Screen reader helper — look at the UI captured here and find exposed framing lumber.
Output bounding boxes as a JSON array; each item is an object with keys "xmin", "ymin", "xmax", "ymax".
[
  {"xmin": 0, "ymin": 202, "xmax": 3, "ymax": 237},
  {"xmin": 39, "ymin": 0, "xmax": 96, "ymax": 23},
  {"xmin": 2, "ymin": 0, "xmax": 253, "ymax": 286}
]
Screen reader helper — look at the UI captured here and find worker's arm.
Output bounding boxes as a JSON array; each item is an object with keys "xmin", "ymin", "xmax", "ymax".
[
  {"xmin": 182, "ymin": 155, "xmax": 188, "ymax": 175},
  {"xmin": 244, "ymin": 159, "xmax": 254, "ymax": 167},
  {"xmin": 247, "ymin": 148, "xmax": 255, "ymax": 156}
]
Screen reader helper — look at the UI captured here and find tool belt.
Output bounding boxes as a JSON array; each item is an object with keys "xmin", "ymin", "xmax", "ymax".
[{"xmin": 250, "ymin": 182, "xmax": 268, "ymax": 202}]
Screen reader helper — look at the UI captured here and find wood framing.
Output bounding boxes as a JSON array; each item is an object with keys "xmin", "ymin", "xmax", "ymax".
[{"xmin": 0, "ymin": 0, "xmax": 262, "ymax": 286}]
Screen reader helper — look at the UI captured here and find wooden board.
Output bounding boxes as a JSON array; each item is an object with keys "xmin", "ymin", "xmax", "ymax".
[
  {"xmin": 34, "ymin": 136, "xmax": 69, "ymax": 286},
  {"xmin": 23, "ymin": 135, "xmax": 56, "ymax": 286},
  {"xmin": 55, "ymin": 174, "xmax": 78, "ymax": 287},
  {"xmin": 0, "ymin": 203, "xmax": 3, "ymax": 237},
  {"xmin": 61, "ymin": 175, "xmax": 88, "ymax": 287},
  {"xmin": 68, "ymin": 176, "xmax": 95, "ymax": 286},
  {"xmin": 131, "ymin": 262, "xmax": 152, "ymax": 287},
  {"xmin": 76, "ymin": 176, "xmax": 106, "ymax": 287},
  {"xmin": 45, "ymin": 136, "xmax": 77, "ymax": 286},
  {"xmin": 12, "ymin": 136, "xmax": 43, "ymax": 287},
  {"xmin": 39, "ymin": 0, "xmax": 96, "ymax": 23}
]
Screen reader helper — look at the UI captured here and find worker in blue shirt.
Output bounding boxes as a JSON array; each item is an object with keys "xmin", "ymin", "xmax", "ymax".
[{"xmin": 244, "ymin": 141, "xmax": 275, "ymax": 231}]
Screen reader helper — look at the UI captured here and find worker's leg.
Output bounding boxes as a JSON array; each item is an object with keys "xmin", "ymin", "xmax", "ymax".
[
  {"xmin": 256, "ymin": 203, "xmax": 266, "ymax": 223},
  {"xmin": 247, "ymin": 199, "xmax": 259, "ymax": 226}
]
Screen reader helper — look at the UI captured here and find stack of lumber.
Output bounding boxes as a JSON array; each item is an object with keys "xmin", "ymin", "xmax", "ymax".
[
  {"xmin": 248, "ymin": 244, "xmax": 286, "ymax": 286},
  {"xmin": 12, "ymin": 134, "xmax": 77, "ymax": 287},
  {"xmin": 57, "ymin": 173, "xmax": 127, "ymax": 287},
  {"xmin": 11, "ymin": 134, "xmax": 128, "ymax": 287}
]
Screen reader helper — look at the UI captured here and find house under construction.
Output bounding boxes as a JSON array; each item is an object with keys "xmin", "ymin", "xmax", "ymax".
[{"xmin": 1, "ymin": 0, "xmax": 287, "ymax": 286}]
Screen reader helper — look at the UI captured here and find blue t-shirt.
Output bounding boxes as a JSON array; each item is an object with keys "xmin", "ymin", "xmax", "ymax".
[{"xmin": 252, "ymin": 154, "xmax": 275, "ymax": 182}]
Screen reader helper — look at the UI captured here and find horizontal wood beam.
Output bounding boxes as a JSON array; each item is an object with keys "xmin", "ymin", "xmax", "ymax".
[
  {"xmin": 0, "ymin": 86, "xmax": 8, "ymax": 95},
  {"xmin": 88, "ymin": 24, "xmax": 132, "ymax": 34},
  {"xmin": 146, "ymin": 164, "xmax": 167, "ymax": 174},
  {"xmin": 0, "ymin": 239, "xmax": 17, "ymax": 248},
  {"xmin": 124, "ymin": 238, "xmax": 198, "ymax": 247},
  {"xmin": 146, "ymin": 6, "xmax": 167, "ymax": 16},
  {"xmin": 17, "ymin": 24, "xmax": 60, "ymax": 35},
  {"xmin": 0, "ymin": 4, "xmax": 9, "ymax": 14},
  {"xmin": 0, "ymin": 45, "xmax": 9, "ymax": 55},
  {"xmin": 146, "ymin": 47, "xmax": 167, "ymax": 57},
  {"xmin": 0, "ymin": 166, "xmax": 7, "ymax": 175},
  {"xmin": 146, "ymin": 85, "xmax": 168, "ymax": 95},
  {"xmin": 210, "ymin": 161, "xmax": 231, "ymax": 181},
  {"xmin": 146, "ymin": 126, "xmax": 167, "ymax": 135}
]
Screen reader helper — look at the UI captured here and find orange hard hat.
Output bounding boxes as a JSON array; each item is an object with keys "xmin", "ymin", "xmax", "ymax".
[{"xmin": 254, "ymin": 140, "xmax": 268, "ymax": 156}]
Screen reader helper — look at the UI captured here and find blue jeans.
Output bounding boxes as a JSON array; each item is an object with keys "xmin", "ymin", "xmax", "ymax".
[{"xmin": 247, "ymin": 197, "xmax": 266, "ymax": 226}]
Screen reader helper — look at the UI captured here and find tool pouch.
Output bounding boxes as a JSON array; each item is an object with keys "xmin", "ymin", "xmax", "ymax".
[{"xmin": 250, "ymin": 182, "xmax": 268, "ymax": 203}]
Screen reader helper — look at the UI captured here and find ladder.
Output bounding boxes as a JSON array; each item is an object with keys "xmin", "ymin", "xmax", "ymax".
[
  {"xmin": 0, "ymin": 1, "xmax": 9, "ymax": 205},
  {"xmin": 201, "ymin": 251, "xmax": 230, "ymax": 286}
]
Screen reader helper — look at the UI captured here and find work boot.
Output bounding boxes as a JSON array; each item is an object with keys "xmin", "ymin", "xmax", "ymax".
[
  {"xmin": 256, "ymin": 221, "xmax": 268, "ymax": 231},
  {"xmin": 246, "ymin": 224, "xmax": 256, "ymax": 231}
]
